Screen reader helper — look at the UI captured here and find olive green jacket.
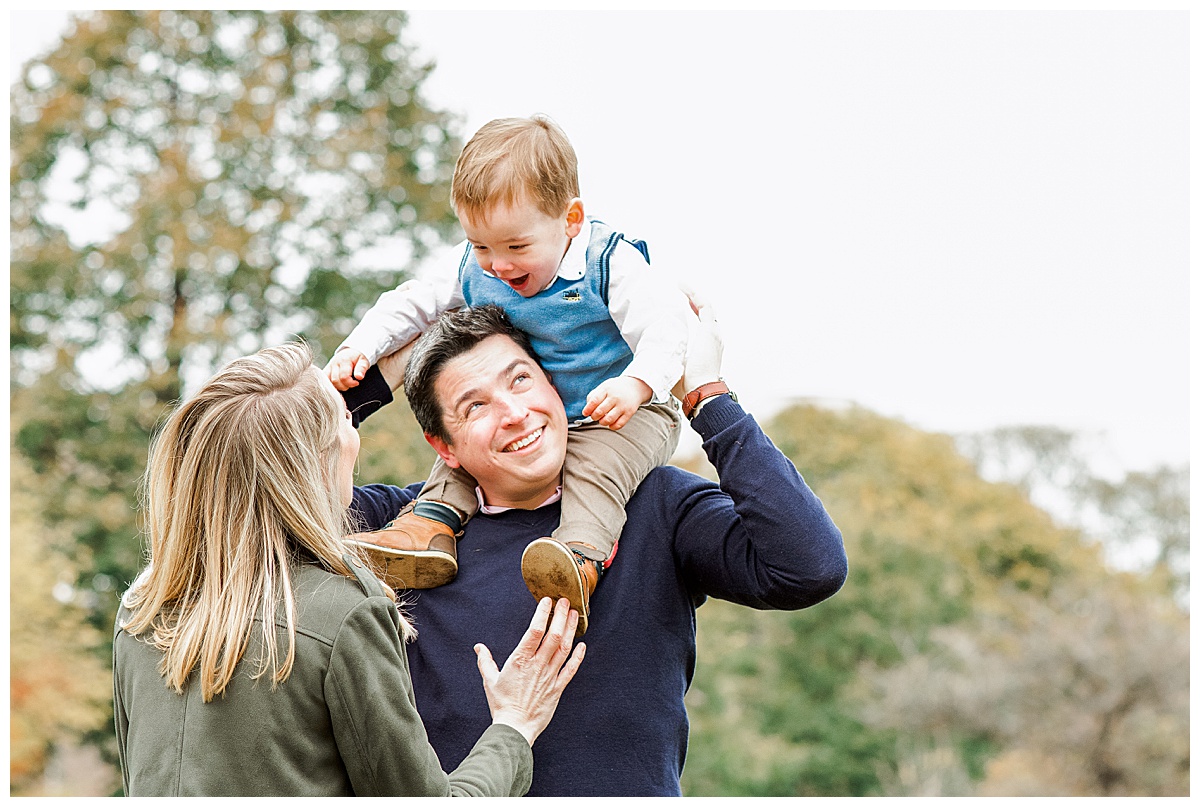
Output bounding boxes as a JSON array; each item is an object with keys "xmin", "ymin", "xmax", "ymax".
[{"xmin": 113, "ymin": 557, "xmax": 532, "ymax": 796}]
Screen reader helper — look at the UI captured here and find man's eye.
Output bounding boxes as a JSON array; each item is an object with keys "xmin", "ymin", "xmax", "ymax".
[
  {"xmin": 465, "ymin": 401, "xmax": 484, "ymax": 415},
  {"xmin": 513, "ymin": 373, "xmax": 531, "ymax": 388}
]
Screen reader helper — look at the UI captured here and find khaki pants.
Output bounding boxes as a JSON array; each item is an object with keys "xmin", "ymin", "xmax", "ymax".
[{"xmin": 416, "ymin": 402, "xmax": 681, "ymax": 563}]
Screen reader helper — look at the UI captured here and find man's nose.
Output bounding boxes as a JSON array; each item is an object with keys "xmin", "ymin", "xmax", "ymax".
[{"xmin": 496, "ymin": 393, "xmax": 528, "ymax": 424}]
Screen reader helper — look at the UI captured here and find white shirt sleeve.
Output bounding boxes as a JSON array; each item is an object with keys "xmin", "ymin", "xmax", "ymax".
[
  {"xmin": 605, "ymin": 239, "xmax": 691, "ymax": 403},
  {"xmin": 338, "ymin": 242, "xmax": 468, "ymax": 365}
]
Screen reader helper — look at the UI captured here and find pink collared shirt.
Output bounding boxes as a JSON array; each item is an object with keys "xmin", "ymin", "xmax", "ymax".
[{"xmin": 476, "ymin": 485, "xmax": 563, "ymax": 515}]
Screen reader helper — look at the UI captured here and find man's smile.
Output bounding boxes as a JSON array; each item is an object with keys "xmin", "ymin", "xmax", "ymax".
[{"xmin": 503, "ymin": 427, "xmax": 543, "ymax": 453}]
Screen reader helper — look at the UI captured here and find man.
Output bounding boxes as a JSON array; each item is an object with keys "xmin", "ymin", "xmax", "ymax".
[{"xmin": 342, "ymin": 302, "xmax": 846, "ymax": 797}]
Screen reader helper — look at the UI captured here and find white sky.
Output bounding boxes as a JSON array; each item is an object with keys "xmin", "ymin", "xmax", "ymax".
[{"xmin": 9, "ymin": 9, "xmax": 1193, "ymax": 474}]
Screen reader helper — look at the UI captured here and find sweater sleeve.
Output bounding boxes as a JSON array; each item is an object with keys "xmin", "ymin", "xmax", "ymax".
[
  {"xmin": 326, "ymin": 596, "xmax": 533, "ymax": 797},
  {"xmin": 342, "ymin": 364, "xmax": 395, "ymax": 429},
  {"xmin": 672, "ymin": 394, "xmax": 848, "ymax": 609},
  {"xmin": 349, "ymin": 483, "xmax": 422, "ymax": 532}
]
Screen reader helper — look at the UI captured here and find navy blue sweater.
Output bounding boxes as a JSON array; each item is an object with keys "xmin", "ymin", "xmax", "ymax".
[{"xmin": 346, "ymin": 371, "xmax": 846, "ymax": 796}]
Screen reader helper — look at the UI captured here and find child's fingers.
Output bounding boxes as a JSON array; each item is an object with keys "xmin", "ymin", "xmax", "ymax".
[{"xmin": 353, "ymin": 357, "xmax": 369, "ymax": 380}]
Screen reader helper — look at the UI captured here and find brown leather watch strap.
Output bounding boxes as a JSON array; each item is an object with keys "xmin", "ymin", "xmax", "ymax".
[{"xmin": 682, "ymin": 380, "xmax": 732, "ymax": 419}]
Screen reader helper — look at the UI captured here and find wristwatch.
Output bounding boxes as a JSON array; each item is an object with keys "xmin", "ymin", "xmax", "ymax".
[{"xmin": 682, "ymin": 380, "xmax": 735, "ymax": 419}]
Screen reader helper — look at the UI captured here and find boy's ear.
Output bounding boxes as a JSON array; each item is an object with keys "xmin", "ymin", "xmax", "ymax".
[
  {"xmin": 424, "ymin": 433, "xmax": 461, "ymax": 469},
  {"xmin": 564, "ymin": 198, "xmax": 585, "ymax": 238}
]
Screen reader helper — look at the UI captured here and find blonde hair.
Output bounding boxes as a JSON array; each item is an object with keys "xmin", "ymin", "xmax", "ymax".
[
  {"xmin": 451, "ymin": 114, "xmax": 580, "ymax": 224},
  {"xmin": 122, "ymin": 342, "xmax": 407, "ymax": 702}
]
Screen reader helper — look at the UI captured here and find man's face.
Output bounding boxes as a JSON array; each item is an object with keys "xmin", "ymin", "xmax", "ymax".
[
  {"xmin": 461, "ymin": 195, "xmax": 584, "ymax": 297},
  {"xmin": 425, "ymin": 334, "xmax": 569, "ymax": 509}
]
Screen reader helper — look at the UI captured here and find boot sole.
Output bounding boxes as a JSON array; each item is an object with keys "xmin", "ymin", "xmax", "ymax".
[
  {"xmin": 521, "ymin": 539, "xmax": 589, "ymax": 636},
  {"xmin": 346, "ymin": 542, "xmax": 458, "ymax": 590}
]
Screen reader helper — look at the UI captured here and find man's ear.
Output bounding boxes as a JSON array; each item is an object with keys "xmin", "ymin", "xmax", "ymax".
[
  {"xmin": 564, "ymin": 198, "xmax": 584, "ymax": 238},
  {"xmin": 424, "ymin": 434, "xmax": 461, "ymax": 469}
]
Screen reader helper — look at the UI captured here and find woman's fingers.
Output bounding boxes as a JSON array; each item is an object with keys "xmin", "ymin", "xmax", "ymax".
[
  {"xmin": 511, "ymin": 596, "xmax": 554, "ymax": 660},
  {"xmin": 555, "ymin": 642, "xmax": 586, "ymax": 690},
  {"xmin": 474, "ymin": 642, "xmax": 498, "ymax": 681}
]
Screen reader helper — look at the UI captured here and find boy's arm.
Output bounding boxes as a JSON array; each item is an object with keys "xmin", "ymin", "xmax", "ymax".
[
  {"xmin": 604, "ymin": 238, "xmax": 691, "ymax": 402},
  {"xmin": 337, "ymin": 243, "xmax": 467, "ymax": 366}
]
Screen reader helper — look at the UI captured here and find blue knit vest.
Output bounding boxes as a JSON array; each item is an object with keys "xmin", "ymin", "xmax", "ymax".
[{"xmin": 457, "ymin": 218, "xmax": 650, "ymax": 421}]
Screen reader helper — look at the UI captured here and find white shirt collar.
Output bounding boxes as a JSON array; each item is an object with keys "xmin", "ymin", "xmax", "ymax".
[{"xmin": 555, "ymin": 219, "xmax": 590, "ymax": 282}]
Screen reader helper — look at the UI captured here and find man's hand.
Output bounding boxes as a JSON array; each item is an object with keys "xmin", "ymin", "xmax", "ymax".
[
  {"xmin": 582, "ymin": 376, "xmax": 652, "ymax": 430},
  {"xmin": 671, "ymin": 286, "xmax": 725, "ymax": 401},
  {"xmin": 325, "ymin": 348, "xmax": 370, "ymax": 391}
]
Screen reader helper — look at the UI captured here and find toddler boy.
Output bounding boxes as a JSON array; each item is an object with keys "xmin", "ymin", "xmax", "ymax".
[{"xmin": 328, "ymin": 115, "xmax": 690, "ymax": 634}]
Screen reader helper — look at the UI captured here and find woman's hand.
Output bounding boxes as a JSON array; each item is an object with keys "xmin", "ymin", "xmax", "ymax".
[{"xmin": 474, "ymin": 597, "xmax": 586, "ymax": 746}]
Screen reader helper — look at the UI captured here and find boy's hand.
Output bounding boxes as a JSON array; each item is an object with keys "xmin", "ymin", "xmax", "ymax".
[
  {"xmin": 325, "ymin": 349, "xmax": 370, "ymax": 391},
  {"xmin": 583, "ymin": 376, "xmax": 652, "ymax": 430}
]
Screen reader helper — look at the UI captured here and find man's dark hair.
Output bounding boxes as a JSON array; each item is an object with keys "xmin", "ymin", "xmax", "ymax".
[{"xmin": 404, "ymin": 305, "xmax": 543, "ymax": 443}]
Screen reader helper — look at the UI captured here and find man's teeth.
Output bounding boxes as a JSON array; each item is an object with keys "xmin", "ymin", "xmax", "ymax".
[{"xmin": 504, "ymin": 428, "xmax": 542, "ymax": 452}]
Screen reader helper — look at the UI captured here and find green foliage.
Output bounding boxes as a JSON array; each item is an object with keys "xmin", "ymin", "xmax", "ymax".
[
  {"xmin": 680, "ymin": 404, "xmax": 1187, "ymax": 797},
  {"xmin": 10, "ymin": 449, "xmax": 114, "ymax": 793},
  {"xmin": 9, "ymin": 10, "xmax": 455, "ymax": 790}
]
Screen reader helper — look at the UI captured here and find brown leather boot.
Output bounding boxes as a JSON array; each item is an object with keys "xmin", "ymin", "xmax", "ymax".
[
  {"xmin": 520, "ymin": 538, "xmax": 603, "ymax": 637},
  {"xmin": 346, "ymin": 503, "xmax": 460, "ymax": 590}
]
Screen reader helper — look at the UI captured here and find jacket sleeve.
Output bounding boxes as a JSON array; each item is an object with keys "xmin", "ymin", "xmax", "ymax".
[
  {"xmin": 112, "ymin": 612, "xmax": 132, "ymax": 796},
  {"xmin": 672, "ymin": 394, "xmax": 848, "ymax": 609},
  {"xmin": 326, "ymin": 596, "xmax": 533, "ymax": 797}
]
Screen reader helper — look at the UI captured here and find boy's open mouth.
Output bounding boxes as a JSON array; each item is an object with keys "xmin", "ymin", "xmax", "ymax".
[{"xmin": 506, "ymin": 274, "xmax": 531, "ymax": 292}]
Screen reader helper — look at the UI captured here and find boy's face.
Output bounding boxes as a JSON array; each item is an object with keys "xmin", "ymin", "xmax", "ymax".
[{"xmin": 462, "ymin": 196, "xmax": 584, "ymax": 297}]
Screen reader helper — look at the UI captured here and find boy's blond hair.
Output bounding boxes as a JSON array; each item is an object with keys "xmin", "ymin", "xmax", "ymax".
[{"xmin": 451, "ymin": 115, "xmax": 579, "ymax": 224}]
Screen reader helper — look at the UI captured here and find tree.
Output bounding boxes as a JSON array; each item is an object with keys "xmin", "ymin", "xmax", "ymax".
[
  {"xmin": 9, "ymin": 450, "xmax": 113, "ymax": 795},
  {"xmin": 864, "ymin": 576, "xmax": 1189, "ymax": 795},
  {"xmin": 959, "ymin": 427, "xmax": 1190, "ymax": 601},
  {"xmin": 9, "ymin": 10, "xmax": 457, "ymax": 789},
  {"xmin": 679, "ymin": 404, "xmax": 1188, "ymax": 796}
]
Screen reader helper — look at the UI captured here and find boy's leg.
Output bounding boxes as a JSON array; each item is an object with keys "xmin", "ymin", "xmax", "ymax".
[
  {"xmin": 346, "ymin": 457, "xmax": 480, "ymax": 590},
  {"xmin": 521, "ymin": 402, "xmax": 681, "ymax": 634}
]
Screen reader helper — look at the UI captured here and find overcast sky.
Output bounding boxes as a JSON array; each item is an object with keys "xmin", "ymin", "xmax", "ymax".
[{"xmin": 9, "ymin": 10, "xmax": 1192, "ymax": 474}]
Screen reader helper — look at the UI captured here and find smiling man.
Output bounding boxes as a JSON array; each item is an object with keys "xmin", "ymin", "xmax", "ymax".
[{"xmin": 343, "ymin": 303, "xmax": 847, "ymax": 797}]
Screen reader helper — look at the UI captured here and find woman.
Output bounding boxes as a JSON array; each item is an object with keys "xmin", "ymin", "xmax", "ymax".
[{"xmin": 113, "ymin": 342, "xmax": 585, "ymax": 796}]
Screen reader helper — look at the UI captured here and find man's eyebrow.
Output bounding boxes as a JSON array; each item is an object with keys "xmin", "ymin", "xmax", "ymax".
[{"xmin": 449, "ymin": 358, "xmax": 532, "ymax": 413}]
